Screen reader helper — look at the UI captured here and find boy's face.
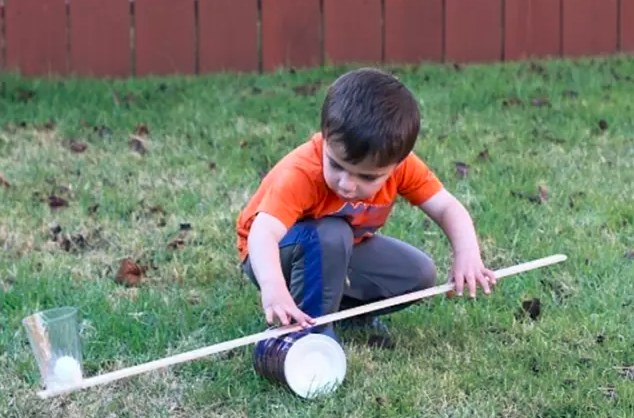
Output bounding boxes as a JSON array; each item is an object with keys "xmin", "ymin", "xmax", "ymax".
[{"xmin": 322, "ymin": 141, "xmax": 397, "ymax": 201}]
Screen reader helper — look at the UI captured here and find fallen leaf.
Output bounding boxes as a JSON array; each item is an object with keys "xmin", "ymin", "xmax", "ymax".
[
  {"xmin": 115, "ymin": 259, "xmax": 146, "ymax": 287},
  {"xmin": 511, "ymin": 191, "xmax": 542, "ymax": 204},
  {"xmin": 239, "ymin": 140, "xmax": 248, "ymax": 149},
  {"xmin": 367, "ymin": 335, "xmax": 395, "ymax": 350},
  {"xmin": 531, "ymin": 360, "xmax": 540, "ymax": 374},
  {"xmin": 129, "ymin": 135, "xmax": 148, "ymax": 155},
  {"xmin": 16, "ymin": 88, "xmax": 35, "ymax": 102},
  {"xmin": 208, "ymin": 161, "xmax": 217, "ymax": 172},
  {"xmin": 186, "ymin": 290, "xmax": 202, "ymax": 305},
  {"xmin": 531, "ymin": 97, "xmax": 549, "ymax": 107},
  {"xmin": 94, "ymin": 125, "xmax": 113, "ymax": 139},
  {"xmin": 568, "ymin": 191, "xmax": 585, "ymax": 208},
  {"xmin": 538, "ymin": 185, "xmax": 548, "ymax": 202},
  {"xmin": 167, "ymin": 237, "xmax": 186, "ymax": 251},
  {"xmin": 598, "ymin": 119, "xmax": 608, "ymax": 131},
  {"xmin": 528, "ymin": 62, "xmax": 547, "ymax": 75},
  {"xmin": 601, "ymin": 386, "xmax": 617, "ymax": 400},
  {"xmin": 502, "ymin": 97, "xmax": 522, "ymax": 107},
  {"xmin": 477, "ymin": 149, "xmax": 490, "ymax": 161},
  {"xmin": 0, "ymin": 173, "xmax": 10, "ymax": 189},
  {"xmin": 455, "ymin": 161, "xmax": 469, "ymax": 178},
  {"xmin": 292, "ymin": 82, "xmax": 323, "ymax": 96},
  {"xmin": 619, "ymin": 364, "xmax": 634, "ymax": 380},
  {"xmin": 48, "ymin": 196, "xmax": 68, "ymax": 209},
  {"xmin": 70, "ymin": 141, "xmax": 88, "ymax": 153},
  {"xmin": 88, "ymin": 203, "xmax": 99, "ymax": 216},
  {"xmin": 135, "ymin": 124, "xmax": 150, "ymax": 136},
  {"xmin": 516, "ymin": 298, "xmax": 541, "ymax": 320}
]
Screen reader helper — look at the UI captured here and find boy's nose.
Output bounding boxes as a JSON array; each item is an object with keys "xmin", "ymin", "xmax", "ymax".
[{"xmin": 338, "ymin": 173, "xmax": 355, "ymax": 191}]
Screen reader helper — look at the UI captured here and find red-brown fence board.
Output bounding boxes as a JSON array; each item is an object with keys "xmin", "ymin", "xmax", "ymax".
[
  {"xmin": 198, "ymin": 0, "xmax": 258, "ymax": 73},
  {"xmin": 261, "ymin": 0, "xmax": 321, "ymax": 71},
  {"xmin": 445, "ymin": 0, "xmax": 503, "ymax": 63},
  {"xmin": 134, "ymin": 0, "xmax": 195, "ymax": 76},
  {"xmin": 4, "ymin": 0, "xmax": 67, "ymax": 76},
  {"xmin": 324, "ymin": 0, "xmax": 382, "ymax": 65},
  {"xmin": 69, "ymin": 0, "xmax": 130, "ymax": 78},
  {"xmin": 562, "ymin": 0, "xmax": 618, "ymax": 57},
  {"xmin": 384, "ymin": 0, "xmax": 443, "ymax": 64},
  {"xmin": 504, "ymin": 0, "xmax": 561, "ymax": 60},
  {"xmin": 621, "ymin": 0, "xmax": 634, "ymax": 53},
  {"xmin": 1, "ymin": 1, "xmax": 5, "ymax": 69}
]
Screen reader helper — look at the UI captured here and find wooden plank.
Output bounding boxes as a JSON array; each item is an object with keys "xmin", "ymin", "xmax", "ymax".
[
  {"xmin": 505, "ymin": 0, "xmax": 561, "ymax": 61},
  {"xmin": 134, "ymin": 0, "xmax": 195, "ymax": 76},
  {"xmin": 198, "ymin": 0, "xmax": 258, "ymax": 73},
  {"xmin": 562, "ymin": 0, "xmax": 618, "ymax": 57},
  {"xmin": 4, "ymin": 0, "xmax": 68, "ymax": 76},
  {"xmin": 445, "ymin": 0, "xmax": 503, "ymax": 63},
  {"xmin": 621, "ymin": 0, "xmax": 634, "ymax": 53},
  {"xmin": 384, "ymin": 0, "xmax": 443, "ymax": 64},
  {"xmin": 324, "ymin": 0, "xmax": 382, "ymax": 65},
  {"xmin": 261, "ymin": 0, "xmax": 321, "ymax": 71},
  {"xmin": 69, "ymin": 0, "xmax": 130, "ymax": 78}
]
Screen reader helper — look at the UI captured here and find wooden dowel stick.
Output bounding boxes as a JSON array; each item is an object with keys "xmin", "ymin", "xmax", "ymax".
[{"xmin": 37, "ymin": 253, "xmax": 567, "ymax": 399}]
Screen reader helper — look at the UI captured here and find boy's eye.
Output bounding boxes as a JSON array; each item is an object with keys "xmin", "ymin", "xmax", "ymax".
[
  {"xmin": 329, "ymin": 160, "xmax": 343, "ymax": 170},
  {"xmin": 359, "ymin": 174, "xmax": 379, "ymax": 182}
]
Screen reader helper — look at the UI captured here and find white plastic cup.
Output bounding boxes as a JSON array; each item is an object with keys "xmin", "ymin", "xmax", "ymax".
[{"xmin": 22, "ymin": 306, "xmax": 83, "ymax": 389}]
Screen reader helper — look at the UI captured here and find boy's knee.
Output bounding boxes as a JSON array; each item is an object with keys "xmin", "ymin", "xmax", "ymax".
[
  {"xmin": 315, "ymin": 217, "xmax": 354, "ymax": 257},
  {"xmin": 412, "ymin": 253, "xmax": 437, "ymax": 290}
]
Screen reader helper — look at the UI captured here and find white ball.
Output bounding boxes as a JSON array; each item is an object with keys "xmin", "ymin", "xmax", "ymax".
[{"xmin": 51, "ymin": 355, "xmax": 83, "ymax": 386}]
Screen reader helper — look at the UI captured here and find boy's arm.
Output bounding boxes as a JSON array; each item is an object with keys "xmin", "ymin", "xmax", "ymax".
[
  {"xmin": 246, "ymin": 168, "xmax": 321, "ymax": 327},
  {"xmin": 418, "ymin": 189, "xmax": 496, "ymax": 297},
  {"xmin": 395, "ymin": 153, "xmax": 495, "ymax": 297},
  {"xmin": 248, "ymin": 212, "xmax": 315, "ymax": 328}
]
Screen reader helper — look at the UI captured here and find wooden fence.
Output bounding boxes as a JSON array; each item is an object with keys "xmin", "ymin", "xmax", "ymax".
[{"xmin": 0, "ymin": 0, "xmax": 633, "ymax": 78}]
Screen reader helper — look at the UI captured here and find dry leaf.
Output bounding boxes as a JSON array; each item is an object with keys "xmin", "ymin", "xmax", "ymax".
[
  {"xmin": 48, "ymin": 196, "xmax": 68, "ymax": 209},
  {"xmin": 70, "ymin": 141, "xmax": 88, "ymax": 153},
  {"xmin": 531, "ymin": 97, "xmax": 549, "ymax": 107},
  {"xmin": 129, "ymin": 135, "xmax": 148, "ymax": 155},
  {"xmin": 455, "ymin": 162, "xmax": 469, "ymax": 178},
  {"xmin": 135, "ymin": 124, "xmax": 150, "ymax": 136},
  {"xmin": 115, "ymin": 258, "xmax": 147, "ymax": 287},
  {"xmin": 0, "ymin": 173, "xmax": 10, "ymax": 189}
]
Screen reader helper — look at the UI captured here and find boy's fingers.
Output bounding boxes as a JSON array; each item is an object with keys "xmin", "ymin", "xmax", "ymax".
[
  {"xmin": 274, "ymin": 307, "xmax": 290, "ymax": 326},
  {"xmin": 485, "ymin": 269, "xmax": 497, "ymax": 285},
  {"xmin": 454, "ymin": 276, "xmax": 464, "ymax": 296},
  {"xmin": 478, "ymin": 273, "xmax": 491, "ymax": 294},
  {"xmin": 466, "ymin": 273, "xmax": 477, "ymax": 298}
]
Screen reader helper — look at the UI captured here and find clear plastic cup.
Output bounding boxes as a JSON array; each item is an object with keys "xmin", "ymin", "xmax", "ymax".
[{"xmin": 22, "ymin": 306, "xmax": 83, "ymax": 389}]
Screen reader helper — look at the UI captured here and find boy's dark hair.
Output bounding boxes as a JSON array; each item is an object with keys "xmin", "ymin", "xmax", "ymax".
[{"xmin": 320, "ymin": 68, "xmax": 420, "ymax": 167}]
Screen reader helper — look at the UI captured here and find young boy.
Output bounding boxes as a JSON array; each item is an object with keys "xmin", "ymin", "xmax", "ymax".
[{"xmin": 235, "ymin": 68, "xmax": 496, "ymax": 343}]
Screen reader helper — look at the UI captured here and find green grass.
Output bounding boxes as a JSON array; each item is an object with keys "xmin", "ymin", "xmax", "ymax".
[{"xmin": 1, "ymin": 55, "xmax": 634, "ymax": 417}]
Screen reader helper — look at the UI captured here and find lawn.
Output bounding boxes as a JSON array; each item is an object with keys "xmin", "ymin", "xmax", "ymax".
[{"xmin": 1, "ymin": 55, "xmax": 633, "ymax": 417}]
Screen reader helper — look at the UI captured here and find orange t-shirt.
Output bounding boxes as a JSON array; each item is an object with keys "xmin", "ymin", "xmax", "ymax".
[{"xmin": 235, "ymin": 133, "xmax": 444, "ymax": 261}]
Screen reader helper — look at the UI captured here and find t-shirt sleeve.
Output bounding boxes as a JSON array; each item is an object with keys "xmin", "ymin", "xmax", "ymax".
[
  {"xmin": 255, "ymin": 167, "xmax": 321, "ymax": 229},
  {"xmin": 396, "ymin": 152, "xmax": 444, "ymax": 206}
]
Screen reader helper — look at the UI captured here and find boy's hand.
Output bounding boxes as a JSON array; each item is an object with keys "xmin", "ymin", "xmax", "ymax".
[
  {"xmin": 261, "ymin": 284, "xmax": 315, "ymax": 328},
  {"xmin": 450, "ymin": 249, "xmax": 497, "ymax": 298}
]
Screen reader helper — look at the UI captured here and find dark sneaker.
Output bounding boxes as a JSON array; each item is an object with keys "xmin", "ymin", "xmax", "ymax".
[{"xmin": 336, "ymin": 315, "xmax": 395, "ymax": 349}]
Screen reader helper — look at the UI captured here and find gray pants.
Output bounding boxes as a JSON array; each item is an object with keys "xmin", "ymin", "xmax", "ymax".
[{"xmin": 242, "ymin": 217, "xmax": 437, "ymax": 327}]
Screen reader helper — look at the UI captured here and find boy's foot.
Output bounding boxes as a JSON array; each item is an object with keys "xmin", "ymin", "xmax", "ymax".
[{"xmin": 336, "ymin": 315, "xmax": 395, "ymax": 349}]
